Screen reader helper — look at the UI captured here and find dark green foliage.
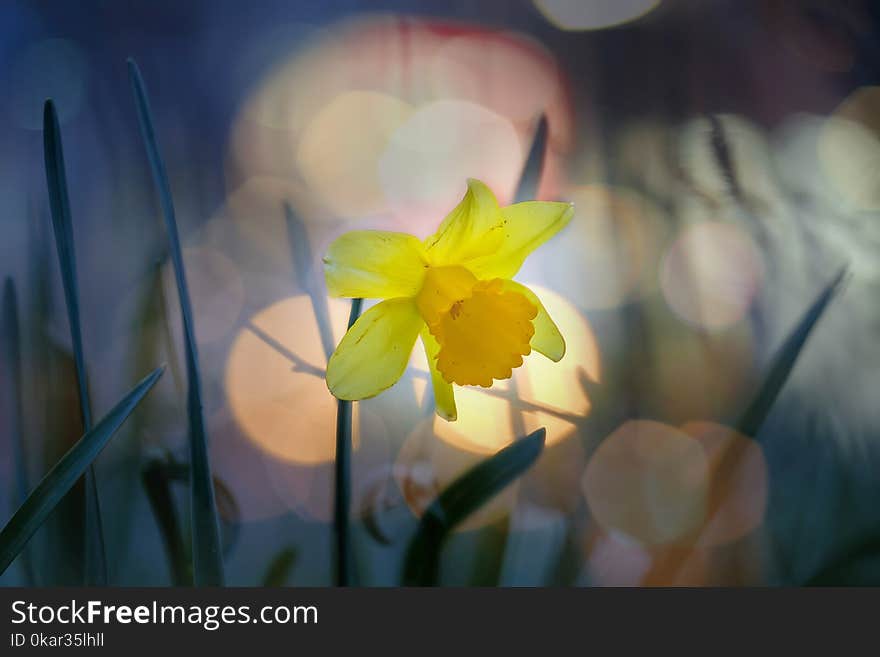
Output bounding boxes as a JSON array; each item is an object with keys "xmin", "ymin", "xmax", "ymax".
[
  {"xmin": 403, "ymin": 428, "xmax": 546, "ymax": 586},
  {"xmin": 43, "ymin": 100, "xmax": 107, "ymax": 584},
  {"xmin": 0, "ymin": 366, "xmax": 164, "ymax": 575},
  {"xmin": 128, "ymin": 59, "xmax": 225, "ymax": 586}
]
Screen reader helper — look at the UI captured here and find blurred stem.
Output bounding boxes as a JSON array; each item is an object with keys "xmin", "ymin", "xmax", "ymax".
[
  {"xmin": 334, "ymin": 297, "xmax": 362, "ymax": 587},
  {"xmin": 142, "ymin": 457, "xmax": 191, "ymax": 585},
  {"xmin": 283, "ymin": 202, "xmax": 336, "ymax": 362}
]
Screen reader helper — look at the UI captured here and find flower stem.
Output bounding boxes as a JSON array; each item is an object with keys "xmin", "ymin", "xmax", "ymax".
[{"xmin": 334, "ymin": 297, "xmax": 362, "ymax": 586}]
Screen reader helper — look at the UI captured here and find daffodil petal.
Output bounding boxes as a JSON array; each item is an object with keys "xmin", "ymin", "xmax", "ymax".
[
  {"xmin": 420, "ymin": 328, "xmax": 457, "ymax": 421},
  {"xmin": 467, "ymin": 201, "xmax": 574, "ymax": 279},
  {"xmin": 501, "ymin": 281, "xmax": 565, "ymax": 362},
  {"xmin": 424, "ymin": 178, "xmax": 505, "ymax": 265},
  {"xmin": 326, "ymin": 298, "xmax": 423, "ymax": 400},
  {"xmin": 324, "ymin": 230, "xmax": 428, "ymax": 298}
]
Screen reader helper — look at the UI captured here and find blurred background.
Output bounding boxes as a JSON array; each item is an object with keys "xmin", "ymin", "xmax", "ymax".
[{"xmin": 1, "ymin": 0, "xmax": 879, "ymax": 586}]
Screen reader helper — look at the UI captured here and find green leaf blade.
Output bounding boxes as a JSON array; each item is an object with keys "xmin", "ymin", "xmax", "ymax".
[
  {"xmin": 127, "ymin": 59, "xmax": 224, "ymax": 586},
  {"xmin": 514, "ymin": 114, "xmax": 548, "ymax": 203},
  {"xmin": 0, "ymin": 366, "xmax": 164, "ymax": 575},
  {"xmin": 43, "ymin": 99, "xmax": 107, "ymax": 585},
  {"xmin": 403, "ymin": 427, "xmax": 547, "ymax": 586},
  {"xmin": 737, "ymin": 267, "xmax": 848, "ymax": 439}
]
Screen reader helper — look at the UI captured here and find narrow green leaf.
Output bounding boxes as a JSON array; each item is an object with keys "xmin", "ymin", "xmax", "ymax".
[
  {"xmin": 737, "ymin": 267, "xmax": 848, "ymax": 439},
  {"xmin": 262, "ymin": 547, "xmax": 299, "ymax": 587},
  {"xmin": 334, "ymin": 297, "xmax": 362, "ymax": 587},
  {"xmin": 150, "ymin": 260, "xmax": 187, "ymax": 399},
  {"xmin": 43, "ymin": 99, "xmax": 107, "ymax": 585},
  {"xmin": 643, "ymin": 269, "xmax": 849, "ymax": 586},
  {"xmin": 403, "ymin": 427, "xmax": 546, "ymax": 586},
  {"xmin": 514, "ymin": 114, "xmax": 548, "ymax": 203},
  {"xmin": 25, "ymin": 198, "xmax": 84, "ymax": 584},
  {"xmin": 128, "ymin": 58, "xmax": 225, "ymax": 585},
  {"xmin": 0, "ymin": 366, "xmax": 164, "ymax": 575}
]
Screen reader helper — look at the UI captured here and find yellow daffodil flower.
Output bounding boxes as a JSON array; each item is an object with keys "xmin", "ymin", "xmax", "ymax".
[{"xmin": 323, "ymin": 178, "xmax": 574, "ymax": 421}]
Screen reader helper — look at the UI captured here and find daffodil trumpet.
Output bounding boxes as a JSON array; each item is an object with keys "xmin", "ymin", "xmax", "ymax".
[{"xmin": 323, "ymin": 178, "xmax": 574, "ymax": 422}]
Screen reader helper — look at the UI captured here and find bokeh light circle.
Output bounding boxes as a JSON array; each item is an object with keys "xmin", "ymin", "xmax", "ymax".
[
  {"xmin": 228, "ymin": 16, "xmax": 574, "ymax": 227},
  {"xmin": 296, "ymin": 91, "xmax": 415, "ymax": 218},
  {"xmin": 818, "ymin": 87, "xmax": 880, "ymax": 212},
  {"xmin": 661, "ymin": 221, "xmax": 764, "ymax": 330},
  {"xmin": 226, "ymin": 295, "xmax": 355, "ymax": 465},
  {"xmin": 680, "ymin": 421, "xmax": 768, "ymax": 547},
  {"xmin": 428, "ymin": 33, "xmax": 559, "ymax": 121},
  {"xmin": 378, "ymin": 100, "xmax": 522, "ymax": 224},
  {"xmin": 533, "ymin": 0, "xmax": 662, "ymax": 31},
  {"xmin": 583, "ymin": 420, "xmax": 709, "ymax": 546},
  {"xmin": 543, "ymin": 185, "xmax": 669, "ymax": 310}
]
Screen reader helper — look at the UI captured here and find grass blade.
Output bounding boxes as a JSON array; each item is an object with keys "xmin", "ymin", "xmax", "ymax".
[
  {"xmin": 643, "ymin": 268, "xmax": 848, "ymax": 585},
  {"xmin": 128, "ymin": 58, "xmax": 224, "ymax": 585},
  {"xmin": 403, "ymin": 427, "xmax": 546, "ymax": 586},
  {"xmin": 334, "ymin": 297, "xmax": 362, "ymax": 586},
  {"xmin": 736, "ymin": 267, "xmax": 848, "ymax": 439},
  {"xmin": 43, "ymin": 99, "xmax": 107, "ymax": 585},
  {"xmin": 0, "ymin": 366, "xmax": 164, "ymax": 575},
  {"xmin": 262, "ymin": 547, "xmax": 299, "ymax": 587},
  {"xmin": 514, "ymin": 114, "xmax": 548, "ymax": 203}
]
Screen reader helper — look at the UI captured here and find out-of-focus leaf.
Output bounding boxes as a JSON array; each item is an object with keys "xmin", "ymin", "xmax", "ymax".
[
  {"xmin": 262, "ymin": 547, "xmax": 299, "ymax": 587},
  {"xmin": 284, "ymin": 202, "xmax": 335, "ymax": 362},
  {"xmin": 25, "ymin": 201, "xmax": 87, "ymax": 585},
  {"xmin": 514, "ymin": 114, "xmax": 548, "ymax": 203},
  {"xmin": 403, "ymin": 428, "xmax": 546, "ymax": 586},
  {"xmin": 707, "ymin": 114, "xmax": 743, "ymax": 201},
  {"xmin": 643, "ymin": 268, "xmax": 848, "ymax": 585},
  {"xmin": 0, "ymin": 366, "xmax": 164, "ymax": 575},
  {"xmin": 737, "ymin": 267, "xmax": 848, "ymax": 439},
  {"xmin": 43, "ymin": 99, "xmax": 107, "ymax": 585},
  {"xmin": 718, "ymin": 267, "xmax": 848, "ymax": 500},
  {"xmin": 128, "ymin": 59, "xmax": 224, "ymax": 586}
]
